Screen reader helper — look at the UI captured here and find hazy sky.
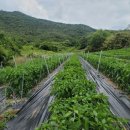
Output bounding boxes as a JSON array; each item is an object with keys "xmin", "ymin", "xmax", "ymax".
[{"xmin": 0, "ymin": 0, "xmax": 130, "ymax": 29}]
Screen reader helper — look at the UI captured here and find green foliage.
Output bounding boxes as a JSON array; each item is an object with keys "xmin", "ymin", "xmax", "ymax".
[
  {"xmin": 86, "ymin": 30, "xmax": 111, "ymax": 51},
  {"xmin": 39, "ymin": 44, "xmax": 57, "ymax": 51},
  {"xmin": 37, "ymin": 55, "xmax": 124, "ymax": 130},
  {"xmin": 0, "ymin": 110, "xmax": 16, "ymax": 130},
  {"xmin": 35, "ymin": 41, "xmax": 67, "ymax": 52},
  {"xmin": 1, "ymin": 10, "xmax": 130, "ymax": 53},
  {"xmin": 0, "ymin": 121, "xmax": 5, "ymax": 130},
  {"xmin": 82, "ymin": 30, "xmax": 130, "ymax": 52},
  {"xmin": 82, "ymin": 53, "xmax": 130, "ymax": 93},
  {"xmin": 94, "ymin": 47, "xmax": 130, "ymax": 60},
  {"xmin": 79, "ymin": 36, "xmax": 88, "ymax": 49},
  {"xmin": 0, "ymin": 45, "xmax": 7, "ymax": 63},
  {"xmin": 0, "ymin": 55, "xmax": 67, "ymax": 97},
  {"xmin": 103, "ymin": 32, "xmax": 130, "ymax": 49},
  {"xmin": 0, "ymin": 33, "xmax": 21, "ymax": 54},
  {"xmin": 21, "ymin": 45, "xmax": 55, "ymax": 56},
  {"xmin": 0, "ymin": 33, "xmax": 21, "ymax": 65},
  {"xmin": 0, "ymin": 10, "xmax": 95, "ymax": 48}
]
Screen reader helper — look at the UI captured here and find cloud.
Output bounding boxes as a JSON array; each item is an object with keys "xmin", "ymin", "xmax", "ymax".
[
  {"xmin": 0, "ymin": 0, "xmax": 49, "ymax": 19},
  {"xmin": 0, "ymin": 0, "xmax": 130, "ymax": 29},
  {"xmin": 37, "ymin": 0, "xmax": 130, "ymax": 29}
]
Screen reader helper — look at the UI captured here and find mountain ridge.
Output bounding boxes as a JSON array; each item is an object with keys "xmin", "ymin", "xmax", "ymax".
[{"xmin": 0, "ymin": 10, "xmax": 95, "ymax": 46}]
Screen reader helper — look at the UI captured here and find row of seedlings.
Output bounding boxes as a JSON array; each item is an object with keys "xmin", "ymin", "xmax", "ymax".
[
  {"xmin": 37, "ymin": 55, "xmax": 124, "ymax": 130},
  {"xmin": 81, "ymin": 53, "xmax": 130, "ymax": 94},
  {"xmin": 0, "ymin": 55, "xmax": 68, "ymax": 98}
]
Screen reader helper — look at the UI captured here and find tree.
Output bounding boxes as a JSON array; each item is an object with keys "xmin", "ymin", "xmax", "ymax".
[
  {"xmin": 79, "ymin": 36, "xmax": 88, "ymax": 49},
  {"xmin": 87, "ymin": 30, "xmax": 111, "ymax": 51},
  {"xmin": 104, "ymin": 32, "xmax": 130, "ymax": 49},
  {"xmin": 0, "ymin": 45, "xmax": 7, "ymax": 64}
]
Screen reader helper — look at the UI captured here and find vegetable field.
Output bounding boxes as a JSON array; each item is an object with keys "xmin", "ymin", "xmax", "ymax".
[
  {"xmin": 37, "ymin": 55, "xmax": 123, "ymax": 130},
  {"xmin": 0, "ymin": 55, "xmax": 67, "ymax": 97},
  {"xmin": 94, "ymin": 48, "xmax": 130, "ymax": 60},
  {"xmin": 0, "ymin": 51, "xmax": 130, "ymax": 130},
  {"xmin": 81, "ymin": 52, "xmax": 130, "ymax": 94}
]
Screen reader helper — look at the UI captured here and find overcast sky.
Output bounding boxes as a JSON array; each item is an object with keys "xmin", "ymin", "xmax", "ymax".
[{"xmin": 0, "ymin": 0, "xmax": 130, "ymax": 29}]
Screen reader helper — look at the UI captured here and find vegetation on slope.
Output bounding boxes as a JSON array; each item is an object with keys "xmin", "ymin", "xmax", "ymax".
[
  {"xmin": 0, "ymin": 33, "xmax": 21, "ymax": 65},
  {"xmin": 0, "ymin": 10, "xmax": 95, "ymax": 47},
  {"xmin": 0, "ymin": 10, "xmax": 130, "ymax": 66},
  {"xmin": 80, "ymin": 30, "xmax": 130, "ymax": 52}
]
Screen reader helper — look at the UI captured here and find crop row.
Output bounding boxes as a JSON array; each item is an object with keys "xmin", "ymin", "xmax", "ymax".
[
  {"xmin": 93, "ymin": 48, "xmax": 130, "ymax": 60},
  {"xmin": 37, "ymin": 55, "xmax": 123, "ymax": 130},
  {"xmin": 0, "ymin": 55, "xmax": 67, "ymax": 97},
  {"xmin": 82, "ymin": 53, "xmax": 130, "ymax": 93}
]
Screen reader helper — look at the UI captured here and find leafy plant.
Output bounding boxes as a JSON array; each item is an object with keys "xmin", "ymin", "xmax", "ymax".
[
  {"xmin": 82, "ymin": 53, "xmax": 130, "ymax": 93},
  {"xmin": 36, "ymin": 55, "xmax": 124, "ymax": 130},
  {"xmin": 0, "ymin": 55, "xmax": 67, "ymax": 97}
]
